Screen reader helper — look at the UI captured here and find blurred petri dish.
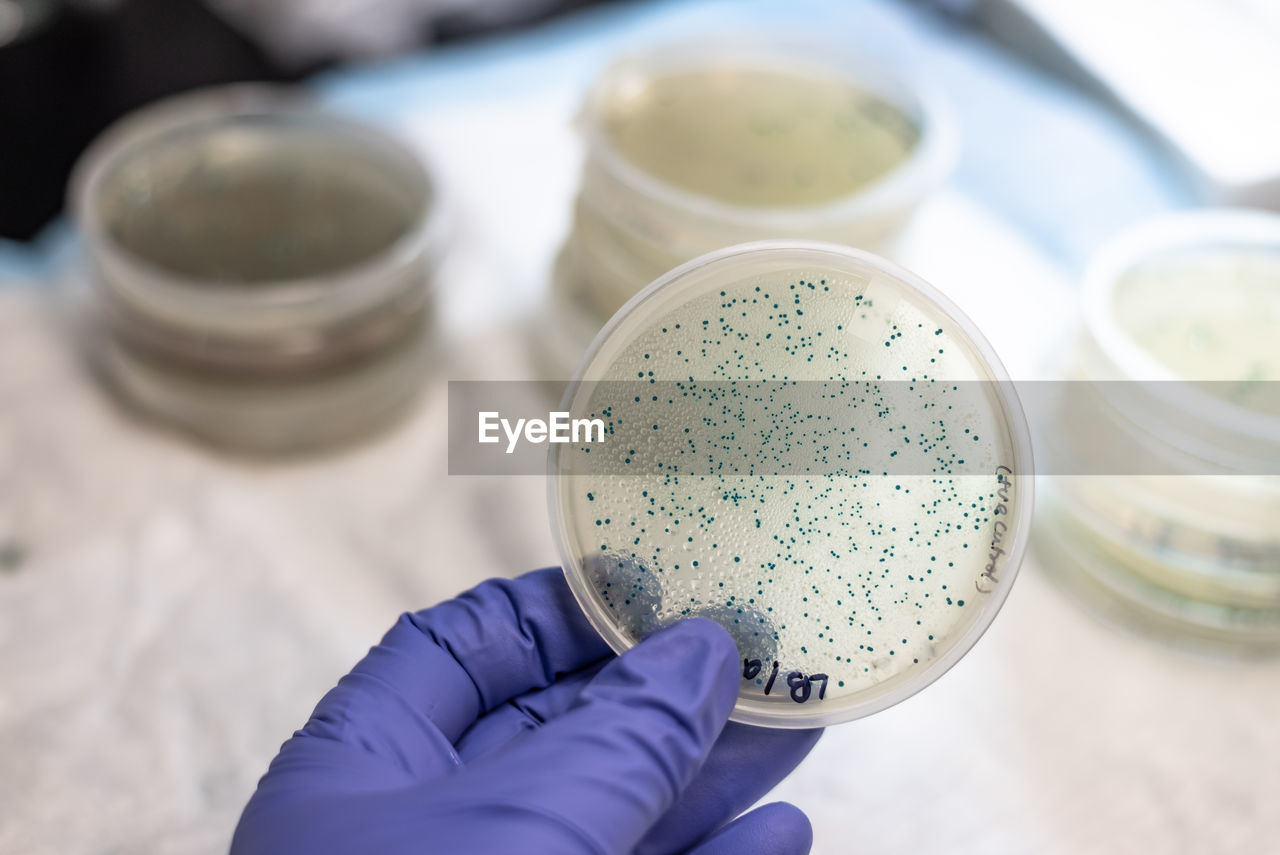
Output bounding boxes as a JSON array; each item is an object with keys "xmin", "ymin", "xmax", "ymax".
[
  {"xmin": 1037, "ymin": 487, "xmax": 1280, "ymax": 649},
  {"xmin": 1081, "ymin": 209, "xmax": 1280, "ymax": 470},
  {"xmin": 550, "ymin": 241, "xmax": 1032, "ymax": 727},
  {"xmin": 1048, "ymin": 477, "xmax": 1280, "ymax": 608},
  {"xmin": 71, "ymin": 85, "xmax": 442, "ymax": 454},
  {"xmin": 1037, "ymin": 209, "xmax": 1280, "ymax": 648},
  {"xmin": 555, "ymin": 36, "xmax": 956, "ymax": 327}
]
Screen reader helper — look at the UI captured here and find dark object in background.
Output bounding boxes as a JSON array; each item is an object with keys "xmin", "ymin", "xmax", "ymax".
[
  {"xmin": 434, "ymin": 0, "xmax": 611, "ymax": 43},
  {"xmin": 0, "ymin": 0, "xmax": 288, "ymax": 241},
  {"xmin": 0, "ymin": 0, "xmax": 622, "ymax": 242}
]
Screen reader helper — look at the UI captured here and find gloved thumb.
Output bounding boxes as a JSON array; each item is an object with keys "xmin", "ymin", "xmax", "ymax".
[{"xmin": 439, "ymin": 618, "xmax": 741, "ymax": 853}]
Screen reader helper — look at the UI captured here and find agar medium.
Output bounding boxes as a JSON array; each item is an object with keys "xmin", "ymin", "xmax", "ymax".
[{"xmin": 550, "ymin": 242, "xmax": 1032, "ymax": 727}]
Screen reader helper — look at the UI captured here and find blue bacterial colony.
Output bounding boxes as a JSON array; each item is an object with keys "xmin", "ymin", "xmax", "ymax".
[{"xmin": 557, "ymin": 264, "xmax": 1019, "ymax": 712}]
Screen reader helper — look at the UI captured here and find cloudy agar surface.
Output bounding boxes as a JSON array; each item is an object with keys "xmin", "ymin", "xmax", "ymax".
[
  {"xmin": 602, "ymin": 66, "xmax": 918, "ymax": 208},
  {"xmin": 1114, "ymin": 247, "xmax": 1280, "ymax": 415}
]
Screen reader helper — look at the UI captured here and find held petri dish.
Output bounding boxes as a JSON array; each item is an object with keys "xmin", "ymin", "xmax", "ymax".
[{"xmin": 549, "ymin": 242, "xmax": 1032, "ymax": 727}]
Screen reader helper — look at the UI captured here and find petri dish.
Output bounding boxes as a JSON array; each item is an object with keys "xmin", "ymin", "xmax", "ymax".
[
  {"xmin": 71, "ymin": 85, "xmax": 441, "ymax": 454},
  {"xmin": 1081, "ymin": 209, "xmax": 1280, "ymax": 471},
  {"xmin": 1036, "ymin": 209, "xmax": 1280, "ymax": 649},
  {"xmin": 554, "ymin": 36, "xmax": 956, "ymax": 327},
  {"xmin": 1037, "ymin": 487, "xmax": 1280, "ymax": 650},
  {"xmin": 1047, "ymin": 477, "xmax": 1280, "ymax": 608},
  {"xmin": 549, "ymin": 241, "xmax": 1032, "ymax": 727}
]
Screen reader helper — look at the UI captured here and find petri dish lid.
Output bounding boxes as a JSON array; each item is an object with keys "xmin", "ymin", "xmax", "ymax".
[{"xmin": 549, "ymin": 241, "xmax": 1033, "ymax": 727}]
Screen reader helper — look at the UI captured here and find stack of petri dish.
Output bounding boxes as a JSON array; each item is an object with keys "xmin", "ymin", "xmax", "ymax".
[
  {"xmin": 550, "ymin": 241, "xmax": 1032, "ymax": 726},
  {"xmin": 1036, "ymin": 210, "xmax": 1280, "ymax": 648},
  {"xmin": 542, "ymin": 37, "xmax": 955, "ymax": 373},
  {"xmin": 72, "ymin": 86, "xmax": 442, "ymax": 454}
]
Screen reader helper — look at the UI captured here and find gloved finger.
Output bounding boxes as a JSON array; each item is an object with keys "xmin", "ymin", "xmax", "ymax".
[
  {"xmin": 684, "ymin": 802, "xmax": 813, "ymax": 855},
  {"xmin": 454, "ymin": 658, "xmax": 609, "ymax": 762},
  {"xmin": 429, "ymin": 619, "xmax": 740, "ymax": 854},
  {"xmin": 297, "ymin": 568, "xmax": 611, "ymax": 777},
  {"xmin": 637, "ymin": 723, "xmax": 822, "ymax": 855}
]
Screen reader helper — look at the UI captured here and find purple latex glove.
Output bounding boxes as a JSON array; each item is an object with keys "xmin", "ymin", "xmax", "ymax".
[{"xmin": 232, "ymin": 567, "xmax": 821, "ymax": 854}]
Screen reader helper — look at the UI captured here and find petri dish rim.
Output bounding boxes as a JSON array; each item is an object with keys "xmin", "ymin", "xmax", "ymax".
[{"xmin": 548, "ymin": 240, "xmax": 1034, "ymax": 728}]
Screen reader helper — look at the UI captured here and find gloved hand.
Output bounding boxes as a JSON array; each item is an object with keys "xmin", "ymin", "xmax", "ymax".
[{"xmin": 232, "ymin": 567, "xmax": 821, "ymax": 854}]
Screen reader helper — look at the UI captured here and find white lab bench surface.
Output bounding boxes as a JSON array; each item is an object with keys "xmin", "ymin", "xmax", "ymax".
[{"xmin": 1, "ymin": 1, "xmax": 1275, "ymax": 853}]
